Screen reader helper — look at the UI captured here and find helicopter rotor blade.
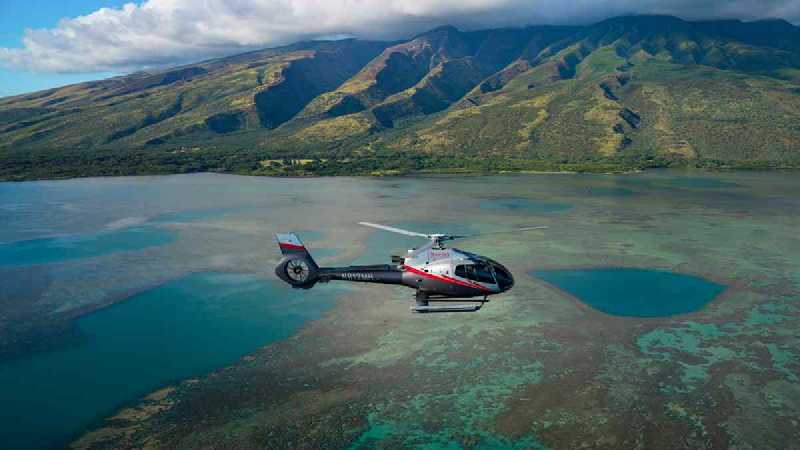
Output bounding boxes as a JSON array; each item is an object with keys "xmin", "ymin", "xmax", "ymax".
[
  {"xmin": 449, "ymin": 226, "xmax": 548, "ymax": 240},
  {"xmin": 358, "ymin": 222, "xmax": 432, "ymax": 239}
]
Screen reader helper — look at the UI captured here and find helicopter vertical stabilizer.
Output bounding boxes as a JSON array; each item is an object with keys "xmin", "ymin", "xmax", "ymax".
[
  {"xmin": 276, "ymin": 233, "xmax": 313, "ymax": 257},
  {"xmin": 275, "ymin": 233, "xmax": 320, "ymax": 288}
]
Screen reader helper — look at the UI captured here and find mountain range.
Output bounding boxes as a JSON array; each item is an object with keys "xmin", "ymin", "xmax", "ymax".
[{"xmin": 2, "ymin": 15, "xmax": 800, "ymax": 179}]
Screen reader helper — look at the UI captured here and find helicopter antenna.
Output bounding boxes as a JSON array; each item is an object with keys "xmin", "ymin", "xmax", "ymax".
[{"xmin": 358, "ymin": 222, "xmax": 546, "ymax": 246}]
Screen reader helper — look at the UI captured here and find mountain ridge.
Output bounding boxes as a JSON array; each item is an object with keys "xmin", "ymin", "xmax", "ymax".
[{"xmin": 2, "ymin": 15, "xmax": 800, "ymax": 180}]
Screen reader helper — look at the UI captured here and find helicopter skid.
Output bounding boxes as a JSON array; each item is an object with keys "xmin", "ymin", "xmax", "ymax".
[
  {"xmin": 411, "ymin": 304, "xmax": 483, "ymax": 313},
  {"xmin": 413, "ymin": 290, "xmax": 487, "ymax": 313}
]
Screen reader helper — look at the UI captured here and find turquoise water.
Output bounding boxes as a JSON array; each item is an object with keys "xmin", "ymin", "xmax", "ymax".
[
  {"xmin": 0, "ymin": 226, "xmax": 176, "ymax": 267},
  {"xmin": 0, "ymin": 272, "xmax": 339, "ymax": 450},
  {"xmin": 578, "ymin": 186, "xmax": 635, "ymax": 197},
  {"xmin": 150, "ymin": 206, "xmax": 242, "ymax": 224},
  {"xmin": 531, "ymin": 268, "xmax": 726, "ymax": 317},
  {"xmin": 480, "ymin": 197, "xmax": 571, "ymax": 214},
  {"xmin": 665, "ymin": 176, "xmax": 741, "ymax": 189},
  {"xmin": 0, "ymin": 205, "xmax": 250, "ymax": 267},
  {"xmin": 622, "ymin": 175, "xmax": 742, "ymax": 190}
]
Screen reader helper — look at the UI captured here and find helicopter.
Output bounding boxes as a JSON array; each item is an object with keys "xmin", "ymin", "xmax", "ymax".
[{"xmin": 274, "ymin": 222, "xmax": 546, "ymax": 313}]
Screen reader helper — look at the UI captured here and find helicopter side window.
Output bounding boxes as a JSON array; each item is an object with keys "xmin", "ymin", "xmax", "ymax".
[
  {"xmin": 473, "ymin": 264, "xmax": 496, "ymax": 284},
  {"xmin": 456, "ymin": 264, "xmax": 495, "ymax": 284}
]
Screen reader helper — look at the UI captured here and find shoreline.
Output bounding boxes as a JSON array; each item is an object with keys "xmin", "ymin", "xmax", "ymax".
[{"xmin": 3, "ymin": 164, "xmax": 800, "ymax": 183}]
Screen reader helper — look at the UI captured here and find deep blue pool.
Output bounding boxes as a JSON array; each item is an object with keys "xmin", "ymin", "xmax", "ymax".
[{"xmin": 531, "ymin": 268, "xmax": 725, "ymax": 317}]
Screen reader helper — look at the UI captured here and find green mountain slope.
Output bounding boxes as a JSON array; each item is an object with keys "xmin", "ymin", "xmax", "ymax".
[
  {"xmin": 383, "ymin": 16, "xmax": 800, "ymax": 164},
  {"xmin": 2, "ymin": 15, "xmax": 800, "ymax": 180},
  {"xmin": 0, "ymin": 40, "xmax": 388, "ymax": 150}
]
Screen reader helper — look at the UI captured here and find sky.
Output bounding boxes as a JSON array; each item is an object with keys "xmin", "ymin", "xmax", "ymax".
[
  {"xmin": 0, "ymin": 0, "xmax": 130, "ymax": 97},
  {"xmin": 1, "ymin": 0, "xmax": 799, "ymax": 97}
]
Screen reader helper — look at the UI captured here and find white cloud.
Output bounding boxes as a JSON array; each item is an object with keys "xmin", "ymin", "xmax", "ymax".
[{"xmin": 1, "ymin": 0, "xmax": 798, "ymax": 73}]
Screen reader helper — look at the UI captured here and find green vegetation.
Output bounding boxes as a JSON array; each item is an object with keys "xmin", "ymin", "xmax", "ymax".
[
  {"xmin": 2, "ymin": 15, "xmax": 800, "ymax": 181},
  {"xmin": 6, "ymin": 143, "xmax": 786, "ymax": 181}
]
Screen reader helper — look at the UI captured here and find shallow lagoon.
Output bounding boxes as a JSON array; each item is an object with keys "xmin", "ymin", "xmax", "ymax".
[
  {"xmin": 0, "ymin": 226, "xmax": 176, "ymax": 267},
  {"xmin": 480, "ymin": 197, "xmax": 571, "ymax": 214},
  {"xmin": 1, "ymin": 170, "xmax": 799, "ymax": 449}
]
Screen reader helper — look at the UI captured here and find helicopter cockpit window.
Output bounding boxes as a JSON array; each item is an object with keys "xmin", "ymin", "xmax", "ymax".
[
  {"xmin": 492, "ymin": 263, "xmax": 514, "ymax": 290},
  {"xmin": 455, "ymin": 263, "xmax": 496, "ymax": 284}
]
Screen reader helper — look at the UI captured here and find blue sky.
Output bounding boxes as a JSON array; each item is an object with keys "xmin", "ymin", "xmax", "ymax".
[{"xmin": 0, "ymin": 0, "xmax": 126, "ymax": 97}]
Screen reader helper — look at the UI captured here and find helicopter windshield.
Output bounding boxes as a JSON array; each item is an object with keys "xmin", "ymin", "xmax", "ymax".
[
  {"xmin": 491, "ymin": 262, "xmax": 514, "ymax": 290},
  {"xmin": 455, "ymin": 263, "xmax": 496, "ymax": 284}
]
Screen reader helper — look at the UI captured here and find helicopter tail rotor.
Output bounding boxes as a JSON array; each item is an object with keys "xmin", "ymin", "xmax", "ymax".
[{"xmin": 275, "ymin": 233, "xmax": 320, "ymax": 288}]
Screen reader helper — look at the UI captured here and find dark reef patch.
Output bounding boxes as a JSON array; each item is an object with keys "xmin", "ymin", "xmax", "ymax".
[{"xmin": 480, "ymin": 197, "xmax": 572, "ymax": 214}]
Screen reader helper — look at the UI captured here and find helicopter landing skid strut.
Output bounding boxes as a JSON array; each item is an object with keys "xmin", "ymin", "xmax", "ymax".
[{"xmin": 411, "ymin": 291, "xmax": 486, "ymax": 313}]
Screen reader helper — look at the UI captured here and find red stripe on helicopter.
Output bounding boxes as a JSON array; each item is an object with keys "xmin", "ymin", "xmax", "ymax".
[
  {"xmin": 279, "ymin": 243, "xmax": 306, "ymax": 251},
  {"xmin": 403, "ymin": 265, "xmax": 494, "ymax": 293}
]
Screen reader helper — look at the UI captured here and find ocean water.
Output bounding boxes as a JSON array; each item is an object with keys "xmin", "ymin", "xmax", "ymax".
[
  {"xmin": 1, "ymin": 170, "xmax": 798, "ymax": 448},
  {"xmin": 0, "ymin": 272, "xmax": 339, "ymax": 450},
  {"xmin": 0, "ymin": 226, "xmax": 176, "ymax": 267},
  {"xmin": 480, "ymin": 197, "xmax": 571, "ymax": 213},
  {"xmin": 532, "ymin": 268, "xmax": 726, "ymax": 317}
]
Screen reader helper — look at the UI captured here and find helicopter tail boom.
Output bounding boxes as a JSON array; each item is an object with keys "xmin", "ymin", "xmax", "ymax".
[{"xmin": 319, "ymin": 265, "xmax": 403, "ymax": 284}]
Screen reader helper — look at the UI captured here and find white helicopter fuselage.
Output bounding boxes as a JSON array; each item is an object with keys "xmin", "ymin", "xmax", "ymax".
[
  {"xmin": 399, "ymin": 240, "xmax": 513, "ymax": 298},
  {"xmin": 275, "ymin": 222, "xmax": 534, "ymax": 313}
]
